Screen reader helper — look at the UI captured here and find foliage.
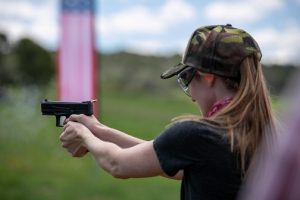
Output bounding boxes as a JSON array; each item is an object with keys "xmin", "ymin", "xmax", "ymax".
[
  {"xmin": 100, "ymin": 52, "xmax": 300, "ymax": 96},
  {"xmin": 0, "ymin": 33, "xmax": 16, "ymax": 85},
  {"xmin": 99, "ymin": 52, "xmax": 181, "ymax": 95},
  {"xmin": 0, "ymin": 31, "xmax": 299, "ymax": 95},
  {"xmin": 0, "ymin": 33, "xmax": 54, "ymax": 86},
  {"xmin": 262, "ymin": 64, "xmax": 299, "ymax": 95},
  {"xmin": 14, "ymin": 38, "xmax": 54, "ymax": 85}
]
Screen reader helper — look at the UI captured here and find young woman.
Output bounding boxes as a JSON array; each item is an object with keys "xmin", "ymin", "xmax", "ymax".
[{"xmin": 60, "ymin": 24, "xmax": 276, "ymax": 200}]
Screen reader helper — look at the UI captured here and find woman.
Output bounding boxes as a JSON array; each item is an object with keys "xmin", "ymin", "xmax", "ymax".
[{"xmin": 60, "ymin": 24, "xmax": 276, "ymax": 200}]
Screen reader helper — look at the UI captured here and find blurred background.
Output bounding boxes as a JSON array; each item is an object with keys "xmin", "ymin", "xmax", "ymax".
[{"xmin": 0, "ymin": 0, "xmax": 299, "ymax": 199}]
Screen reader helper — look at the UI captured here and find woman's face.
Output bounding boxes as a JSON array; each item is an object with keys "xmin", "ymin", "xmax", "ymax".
[{"xmin": 189, "ymin": 72, "xmax": 215, "ymax": 115}]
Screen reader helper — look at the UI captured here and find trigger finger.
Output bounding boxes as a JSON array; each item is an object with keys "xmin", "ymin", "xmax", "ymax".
[{"xmin": 68, "ymin": 114, "xmax": 81, "ymax": 122}]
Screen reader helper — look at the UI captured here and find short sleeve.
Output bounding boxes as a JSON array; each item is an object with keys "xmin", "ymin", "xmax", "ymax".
[{"xmin": 153, "ymin": 121, "xmax": 223, "ymax": 177}]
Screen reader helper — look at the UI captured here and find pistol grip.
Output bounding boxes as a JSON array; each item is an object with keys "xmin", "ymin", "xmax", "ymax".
[{"xmin": 56, "ymin": 116, "xmax": 66, "ymax": 127}]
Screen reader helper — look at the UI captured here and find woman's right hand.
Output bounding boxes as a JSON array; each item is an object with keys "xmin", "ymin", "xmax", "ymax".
[
  {"xmin": 65, "ymin": 114, "xmax": 103, "ymax": 131},
  {"xmin": 66, "ymin": 114, "xmax": 144, "ymax": 149}
]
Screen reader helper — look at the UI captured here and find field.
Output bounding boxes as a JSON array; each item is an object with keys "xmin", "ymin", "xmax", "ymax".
[
  {"xmin": 0, "ymin": 85, "xmax": 200, "ymax": 200},
  {"xmin": 0, "ymin": 41, "xmax": 293, "ymax": 200}
]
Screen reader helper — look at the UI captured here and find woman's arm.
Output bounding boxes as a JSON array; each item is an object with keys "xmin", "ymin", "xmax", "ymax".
[
  {"xmin": 60, "ymin": 121, "xmax": 163, "ymax": 178},
  {"xmin": 60, "ymin": 121, "xmax": 183, "ymax": 180},
  {"xmin": 93, "ymin": 125, "xmax": 146, "ymax": 148},
  {"xmin": 66, "ymin": 114, "xmax": 145, "ymax": 148},
  {"xmin": 63, "ymin": 115, "xmax": 183, "ymax": 180}
]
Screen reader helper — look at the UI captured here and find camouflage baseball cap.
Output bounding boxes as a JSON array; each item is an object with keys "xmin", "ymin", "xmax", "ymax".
[{"xmin": 161, "ymin": 24, "xmax": 262, "ymax": 79}]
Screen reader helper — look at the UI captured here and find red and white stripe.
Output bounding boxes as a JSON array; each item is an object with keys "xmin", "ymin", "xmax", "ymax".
[{"xmin": 57, "ymin": 0, "xmax": 96, "ymax": 103}]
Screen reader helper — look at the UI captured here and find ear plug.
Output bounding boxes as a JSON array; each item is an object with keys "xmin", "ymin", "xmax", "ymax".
[{"xmin": 204, "ymin": 74, "xmax": 214, "ymax": 82}]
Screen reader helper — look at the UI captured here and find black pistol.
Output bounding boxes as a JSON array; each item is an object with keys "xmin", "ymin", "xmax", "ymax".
[{"xmin": 41, "ymin": 99, "xmax": 94, "ymax": 127}]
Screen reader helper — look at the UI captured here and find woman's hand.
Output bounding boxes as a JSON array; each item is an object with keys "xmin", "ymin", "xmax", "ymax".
[
  {"xmin": 65, "ymin": 114, "xmax": 145, "ymax": 149},
  {"xmin": 65, "ymin": 114, "xmax": 103, "ymax": 131},
  {"xmin": 60, "ymin": 121, "xmax": 95, "ymax": 157},
  {"xmin": 62, "ymin": 142, "xmax": 89, "ymax": 157}
]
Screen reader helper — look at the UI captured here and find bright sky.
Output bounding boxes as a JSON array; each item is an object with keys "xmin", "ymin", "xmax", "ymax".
[{"xmin": 0, "ymin": 0, "xmax": 300, "ymax": 65}]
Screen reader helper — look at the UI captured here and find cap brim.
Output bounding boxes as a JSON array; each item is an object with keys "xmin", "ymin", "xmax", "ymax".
[{"xmin": 160, "ymin": 63, "xmax": 188, "ymax": 79}]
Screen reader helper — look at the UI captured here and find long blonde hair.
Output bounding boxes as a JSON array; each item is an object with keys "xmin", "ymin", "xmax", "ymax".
[
  {"xmin": 211, "ymin": 54, "xmax": 276, "ymax": 172},
  {"xmin": 174, "ymin": 54, "xmax": 277, "ymax": 173}
]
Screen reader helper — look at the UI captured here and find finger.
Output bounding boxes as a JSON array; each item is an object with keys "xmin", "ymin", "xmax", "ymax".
[
  {"xmin": 63, "ymin": 120, "xmax": 77, "ymax": 131},
  {"xmin": 61, "ymin": 122, "xmax": 83, "ymax": 142},
  {"xmin": 67, "ymin": 114, "xmax": 81, "ymax": 123},
  {"xmin": 60, "ymin": 126, "xmax": 76, "ymax": 142},
  {"xmin": 62, "ymin": 140, "xmax": 79, "ymax": 149},
  {"xmin": 60, "ymin": 131, "xmax": 75, "ymax": 143},
  {"xmin": 59, "ymin": 130, "xmax": 67, "ymax": 141},
  {"xmin": 63, "ymin": 116, "xmax": 68, "ymax": 125},
  {"xmin": 61, "ymin": 140, "xmax": 73, "ymax": 148},
  {"xmin": 63, "ymin": 122, "xmax": 70, "ymax": 131},
  {"xmin": 63, "ymin": 120, "xmax": 76, "ymax": 130}
]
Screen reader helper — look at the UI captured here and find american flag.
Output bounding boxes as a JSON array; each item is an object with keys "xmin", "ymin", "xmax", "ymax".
[{"xmin": 58, "ymin": 0, "xmax": 96, "ymax": 105}]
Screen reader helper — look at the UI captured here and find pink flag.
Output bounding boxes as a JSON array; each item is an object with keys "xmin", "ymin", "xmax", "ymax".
[{"xmin": 58, "ymin": 0, "xmax": 96, "ymax": 105}]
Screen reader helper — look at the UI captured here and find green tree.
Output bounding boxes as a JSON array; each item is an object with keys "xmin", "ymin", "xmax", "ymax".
[
  {"xmin": 14, "ymin": 38, "xmax": 54, "ymax": 85},
  {"xmin": 0, "ymin": 33, "xmax": 16, "ymax": 87},
  {"xmin": 0, "ymin": 33, "xmax": 9, "ymax": 54}
]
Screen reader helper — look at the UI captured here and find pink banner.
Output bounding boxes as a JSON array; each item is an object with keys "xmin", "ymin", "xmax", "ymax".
[{"xmin": 58, "ymin": 0, "xmax": 96, "ymax": 106}]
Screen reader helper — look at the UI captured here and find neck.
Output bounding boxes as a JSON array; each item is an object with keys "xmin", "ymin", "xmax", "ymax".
[
  {"xmin": 205, "ymin": 96, "xmax": 233, "ymax": 118},
  {"xmin": 205, "ymin": 79, "xmax": 236, "ymax": 118},
  {"xmin": 214, "ymin": 78, "xmax": 236, "ymax": 102}
]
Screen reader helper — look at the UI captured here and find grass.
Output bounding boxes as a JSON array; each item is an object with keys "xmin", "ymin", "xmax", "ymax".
[
  {"xmin": 0, "ymin": 86, "xmax": 198, "ymax": 200},
  {"xmin": 100, "ymin": 88, "xmax": 199, "ymax": 139},
  {"xmin": 0, "ymin": 85, "xmax": 283, "ymax": 200}
]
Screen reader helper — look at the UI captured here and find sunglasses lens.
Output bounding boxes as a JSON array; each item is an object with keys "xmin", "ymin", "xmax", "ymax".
[
  {"xmin": 178, "ymin": 68, "xmax": 195, "ymax": 86},
  {"xmin": 177, "ymin": 67, "xmax": 197, "ymax": 96}
]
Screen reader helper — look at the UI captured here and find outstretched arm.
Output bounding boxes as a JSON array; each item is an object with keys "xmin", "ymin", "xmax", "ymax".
[
  {"xmin": 66, "ymin": 114, "xmax": 145, "ymax": 148},
  {"xmin": 63, "ymin": 116, "xmax": 183, "ymax": 179},
  {"xmin": 60, "ymin": 121, "xmax": 163, "ymax": 178}
]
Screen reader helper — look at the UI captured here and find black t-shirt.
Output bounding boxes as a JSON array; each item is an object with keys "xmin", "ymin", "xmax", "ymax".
[{"xmin": 153, "ymin": 120, "xmax": 243, "ymax": 200}]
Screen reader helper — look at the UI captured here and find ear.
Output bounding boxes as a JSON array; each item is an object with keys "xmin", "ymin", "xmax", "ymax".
[{"xmin": 203, "ymin": 74, "xmax": 215, "ymax": 86}]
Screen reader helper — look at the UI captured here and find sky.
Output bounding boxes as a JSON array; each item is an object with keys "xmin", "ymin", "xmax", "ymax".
[{"xmin": 0, "ymin": 0, "xmax": 300, "ymax": 65}]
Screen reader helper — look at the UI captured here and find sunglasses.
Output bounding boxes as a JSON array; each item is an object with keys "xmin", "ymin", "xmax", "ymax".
[{"xmin": 177, "ymin": 67, "xmax": 198, "ymax": 96}]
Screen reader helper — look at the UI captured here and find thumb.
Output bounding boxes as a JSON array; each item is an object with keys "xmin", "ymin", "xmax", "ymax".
[{"xmin": 66, "ymin": 114, "xmax": 81, "ymax": 123}]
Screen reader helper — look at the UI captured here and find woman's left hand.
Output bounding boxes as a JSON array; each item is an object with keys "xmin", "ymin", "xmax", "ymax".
[{"xmin": 60, "ymin": 121, "xmax": 94, "ymax": 157}]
